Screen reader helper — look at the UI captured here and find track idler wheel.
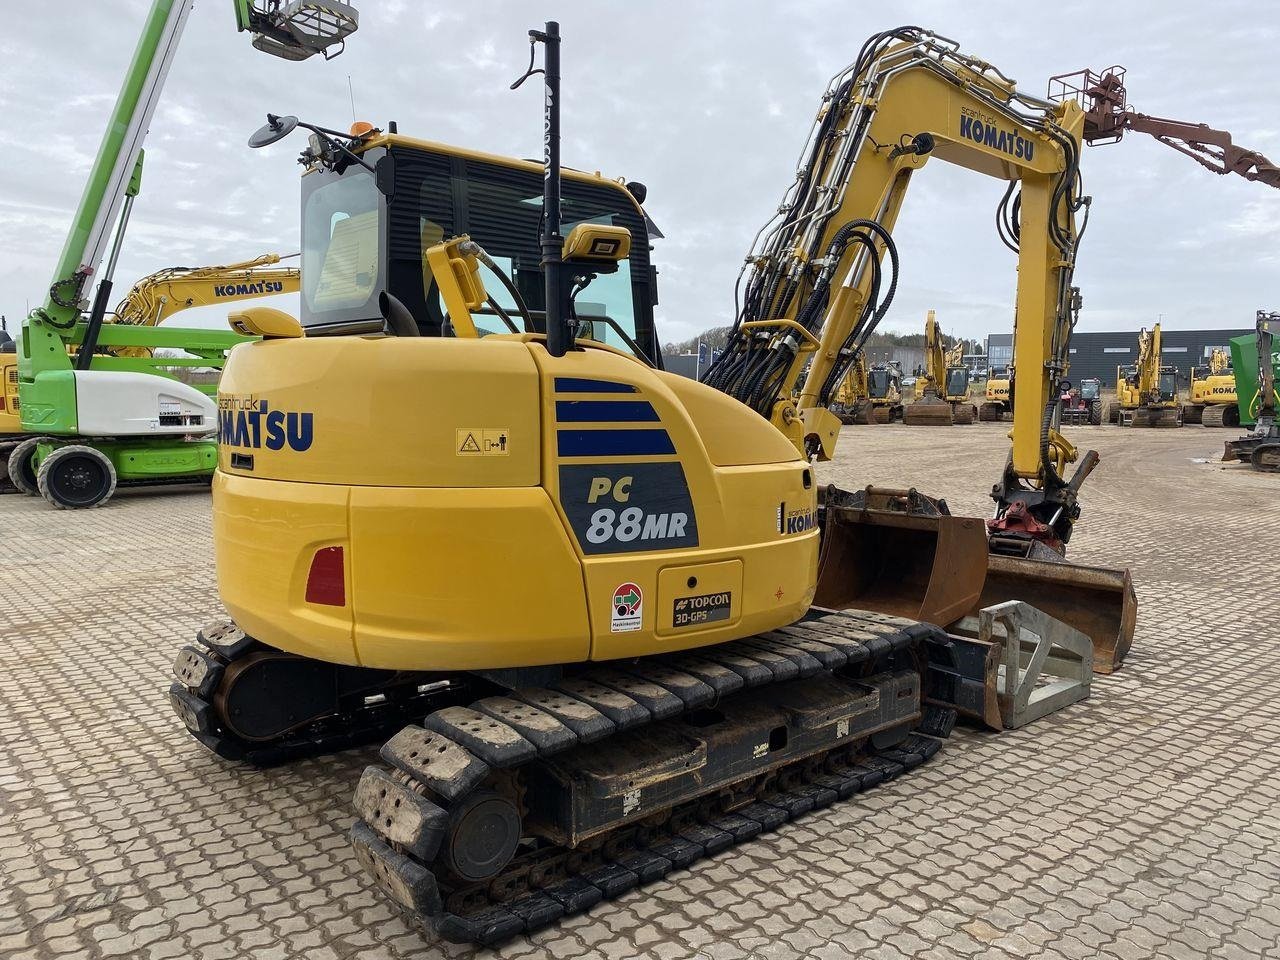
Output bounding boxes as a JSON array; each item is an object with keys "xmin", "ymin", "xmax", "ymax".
[{"xmin": 443, "ymin": 790, "xmax": 524, "ymax": 884}]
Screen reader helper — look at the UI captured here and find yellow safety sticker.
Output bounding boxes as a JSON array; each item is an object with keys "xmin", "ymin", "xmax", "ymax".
[{"xmin": 456, "ymin": 428, "xmax": 510, "ymax": 456}]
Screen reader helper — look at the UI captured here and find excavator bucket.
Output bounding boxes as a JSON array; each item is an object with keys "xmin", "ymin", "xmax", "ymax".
[
  {"xmin": 816, "ymin": 487, "xmax": 1137, "ymax": 675},
  {"xmin": 815, "ymin": 488, "xmax": 989, "ymax": 626},
  {"xmin": 902, "ymin": 398, "xmax": 954, "ymax": 426},
  {"xmin": 974, "ymin": 554, "xmax": 1136, "ymax": 673}
]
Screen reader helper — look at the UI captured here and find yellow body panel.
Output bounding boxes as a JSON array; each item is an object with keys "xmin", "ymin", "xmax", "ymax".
[
  {"xmin": 214, "ymin": 472, "xmax": 357, "ymax": 664},
  {"xmin": 214, "ymin": 335, "xmax": 816, "ymax": 671},
  {"xmin": 986, "ymin": 378, "xmax": 1010, "ymax": 403},
  {"xmin": 1, "ymin": 355, "xmax": 20, "ymax": 435}
]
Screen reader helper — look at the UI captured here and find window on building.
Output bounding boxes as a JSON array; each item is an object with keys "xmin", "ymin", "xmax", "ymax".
[
  {"xmin": 1204, "ymin": 345, "xmax": 1229, "ymax": 357},
  {"xmin": 1164, "ymin": 346, "xmax": 1187, "ymax": 353},
  {"xmin": 1103, "ymin": 347, "xmax": 1131, "ymax": 354}
]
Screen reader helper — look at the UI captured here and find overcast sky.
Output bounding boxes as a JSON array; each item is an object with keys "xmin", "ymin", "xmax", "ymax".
[{"xmin": 1, "ymin": 1, "xmax": 1276, "ymax": 347}]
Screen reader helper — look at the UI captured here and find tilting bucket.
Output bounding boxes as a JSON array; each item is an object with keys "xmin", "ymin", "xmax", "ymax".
[
  {"xmin": 816, "ymin": 491, "xmax": 989, "ymax": 626},
  {"xmin": 816, "ymin": 487, "xmax": 1137, "ymax": 674},
  {"xmin": 973, "ymin": 555, "xmax": 1136, "ymax": 673}
]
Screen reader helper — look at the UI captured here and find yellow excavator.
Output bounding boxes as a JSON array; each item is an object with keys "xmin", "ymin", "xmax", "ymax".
[
  {"xmin": 1105, "ymin": 323, "xmax": 1182, "ymax": 427},
  {"xmin": 169, "ymin": 26, "xmax": 1142, "ymax": 944},
  {"xmin": 831, "ymin": 350, "xmax": 872, "ymax": 423},
  {"xmin": 0, "ymin": 255, "xmax": 298, "ymax": 493},
  {"xmin": 833, "ymin": 354, "xmax": 905, "ymax": 424},
  {"xmin": 903, "ymin": 311, "xmax": 976, "ymax": 425},
  {"xmin": 1184, "ymin": 347, "xmax": 1238, "ymax": 428},
  {"xmin": 979, "ymin": 369, "xmax": 1011, "ymax": 421}
]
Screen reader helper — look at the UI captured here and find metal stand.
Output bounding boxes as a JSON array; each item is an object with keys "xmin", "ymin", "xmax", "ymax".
[{"xmin": 947, "ymin": 600, "xmax": 1093, "ymax": 730}]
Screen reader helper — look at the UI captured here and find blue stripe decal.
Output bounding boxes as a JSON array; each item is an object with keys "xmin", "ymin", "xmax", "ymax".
[
  {"xmin": 554, "ymin": 377, "xmax": 637, "ymax": 394},
  {"xmin": 557, "ymin": 429, "xmax": 676, "ymax": 457},
  {"xmin": 556, "ymin": 400, "xmax": 660, "ymax": 423}
]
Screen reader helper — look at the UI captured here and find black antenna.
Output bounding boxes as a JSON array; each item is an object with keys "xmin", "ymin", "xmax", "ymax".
[{"xmin": 513, "ymin": 21, "xmax": 566, "ymax": 357}]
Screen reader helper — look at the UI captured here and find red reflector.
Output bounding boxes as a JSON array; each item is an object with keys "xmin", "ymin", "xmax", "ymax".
[{"xmin": 305, "ymin": 546, "xmax": 346, "ymax": 606}]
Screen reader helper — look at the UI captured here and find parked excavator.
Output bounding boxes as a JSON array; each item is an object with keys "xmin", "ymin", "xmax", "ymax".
[
  {"xmin": 2, "ymin": 255, "xmax": 299, "ymax": 495},
  {"xmin": 1105, "ymin": 324, "xmax": 1182, "ymax": 427},
  {"xmin": 831, "ymin": 354, "xmax": 903, "ymax": 424},
  {"xmin": 903, "ymin": 311, "xmax": 976, "ymax": 425},
  {"xmin": 1223, "ymin": 311, "xmax": 1280, "ymax": 471},
  {"xmin": 979, "ymin": 369, "xmax": 1011, "ymax": 421},
  {"xmin": 1184, "ymin": 348, "xmax": 1239, "ymax": 428},
  {"xmin": 167, "ymin": 25, "xmax": 1145, "ymax": 944},
  {"xmin": 831, "ymin": 351, "xmax": 873, "ymax": 423},
  {"xmin": 11, "ymin": 0, "xmax": 354, "ymax": 508}
]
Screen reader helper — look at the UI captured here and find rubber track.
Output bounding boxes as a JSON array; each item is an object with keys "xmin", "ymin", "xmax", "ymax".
[
  {"xmin": 349, "ymin": 609, "xmax": 959, "ymax": 945},
  {"xmin": 169, "ymin": 622, "xmax": 451, "ymax": 766}
]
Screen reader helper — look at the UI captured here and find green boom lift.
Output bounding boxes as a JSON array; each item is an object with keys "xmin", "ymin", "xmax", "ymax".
[
  {"xmin": 1223, "ymin": 310, "xmax": 1280, "ymax": 472},
  {"xmin": 9, "ymin": 0, "xmax": 359, "ymax": 509}
]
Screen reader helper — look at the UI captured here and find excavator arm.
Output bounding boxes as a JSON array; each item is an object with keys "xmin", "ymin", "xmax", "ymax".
[
  {"xmin": 1048, "ymin": 67, "xmax": 1280, "ymax": 189},
  {"xmin": 113, "ymin": 254, "xmax": 300, "ymax": 327},
  {"xmin": 103, "ymin": 254, "xmax": 300, "ymax": 360},
  {"xmin": 702, "ymin": 27, "xmax": 1093, "ymax": 553}
]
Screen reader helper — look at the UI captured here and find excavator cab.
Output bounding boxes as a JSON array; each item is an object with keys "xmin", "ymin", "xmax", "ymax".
[{"xmin": 944, "ymin": 366, "xmax": 970, "ymax": 401}]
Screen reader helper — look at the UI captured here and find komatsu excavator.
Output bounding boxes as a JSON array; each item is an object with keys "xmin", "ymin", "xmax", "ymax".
[
  {"xmin": 1, "ymin": 255, "xmax": 298, "ymax": 495},
  {"xmin": 831, "ymin": 351, "xmax": 872, "ymax": 424},
  {"xmin": 1106, "ymin": 323, "xmax": 1182, "ymax": 427},
  {"xmin": 902, "ymin": 311, "xmax": 975, "ymax": 425},
  {"xmin": 979, "ymin": 370, "xmax": 1011, "ymax": 421},
  {"xmin": 167, "ymin": 26, "xmax": 1145, "ymax": 944},
  {"xmin": 1184, "ymin": 348, "xmax": 1239, "ymax": 428},
  {"xmin": 832, "ymin": 354, "xmax": 904, "ymax": 424}
]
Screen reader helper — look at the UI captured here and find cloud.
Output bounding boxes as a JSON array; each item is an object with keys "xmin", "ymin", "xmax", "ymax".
[{"xmin": 1, "ymin": 0, "xmax": 1275, "ymax": 345}]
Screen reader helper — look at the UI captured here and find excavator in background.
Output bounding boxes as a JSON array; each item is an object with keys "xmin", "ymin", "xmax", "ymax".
[
  {"xmin": 866, "ymin": 361, "xmax": 905, "ymax": 422},
  {"xmin": 1184, "ymin": 348, "xmax": 1239, "ymax": 428},
  {"xmin": 979, "ymin": 369, "xmax": 1011, "ymax": 421},
  {"xmin": 1223, "ymin": 311, "xmax": 1280, "ymax": 471},
  {"xmin": 831, "ymin": 351, "xmax": 872, "ymax": 423},
  {"xmin": 1105, "ymin": 324, "xmax": 1182, "ymax": 427},
  {"xmin": 168, "ymin": 26, "xmax": 1142, "ymax": 944},
  {"xmin": 2, "ymin": 255, "xmax": 299, "ymax": 494},
  {"xmin": 903, "ymin": 311, "xmax": 976, "ymax": 425},
  {"xmin": 831, "ymin": 355, "xmax": 904, "ymax": 424},
  {"xmin": 11, "ymin": 0, "xmax": 355, "ymax": 508}
]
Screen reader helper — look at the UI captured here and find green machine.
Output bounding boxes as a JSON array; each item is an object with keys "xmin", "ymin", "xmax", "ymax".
[
  {"xmin": 1224, "ymin": 311, "xmax": 1280, "ymax": 472},
  {"xmin": 9, "ymin": 0, "xmax": 359, "ymax": 509}
]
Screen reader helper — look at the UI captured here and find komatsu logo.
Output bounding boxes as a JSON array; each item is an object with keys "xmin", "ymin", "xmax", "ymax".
[
  {"xmin": 778, "ymin": 503, "xmax": 817, "ymax": 535},
  {"xmin": 214, "ymin": 281, "xmax": 286, "ymax": 298},
  {"xmin": 960, "ymin": 108, "xmax": 1035, "ymax": 161},
  {"xmin": 217, "ymin": 396, "xmax": 313, "ymax": 452}
]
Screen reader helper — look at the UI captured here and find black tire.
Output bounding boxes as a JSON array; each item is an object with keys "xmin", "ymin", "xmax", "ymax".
[
  {"xmin": 1088, "ymin": 400, "xmax": 1102, "ymax": 426},
  {"xmin": 37, "ymin": 444, "xmax": 118, "ymax": 509},
  {"xmin": 6, "ymin": 436, "xmax": 42, "ymax": 496}
]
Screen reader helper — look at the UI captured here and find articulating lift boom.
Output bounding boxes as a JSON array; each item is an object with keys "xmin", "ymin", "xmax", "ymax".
[
  {"xmin": 2, "ymin": 254, "xmax": 300, "ymax": 493},
  {"xmin": 14, "ymin": 0, "xmax": 355, "ymax": 508}
]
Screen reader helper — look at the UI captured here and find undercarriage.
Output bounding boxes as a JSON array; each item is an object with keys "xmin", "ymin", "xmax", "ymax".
[{"xmin": 172, "ymin": 610, "xmax": 959, "ymax": 945}]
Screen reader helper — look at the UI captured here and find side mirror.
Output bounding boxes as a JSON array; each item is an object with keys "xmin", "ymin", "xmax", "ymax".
[{"xmin": 248, "ymin": 114, "xmax": 300, "ymax": 149}]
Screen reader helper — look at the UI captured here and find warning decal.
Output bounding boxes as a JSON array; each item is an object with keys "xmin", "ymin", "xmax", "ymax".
[
  {"xmin": 610, "ymin": 582, "xmax": 643, "ymax": 633},
  {"xmin": 672, "ymin": 591, "xmax": 732, "ymax": 629},
  {"xmin": 457, "ymin": 428, "xmax": 510, "ymax": 456}
]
